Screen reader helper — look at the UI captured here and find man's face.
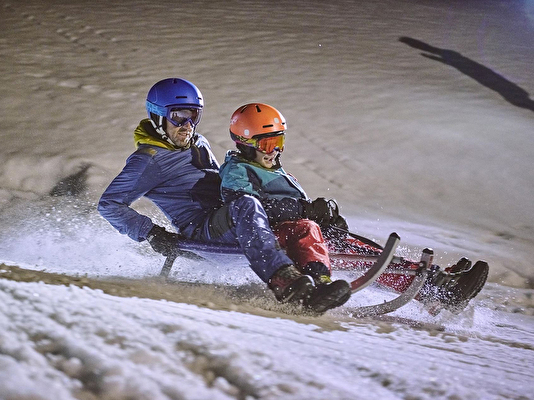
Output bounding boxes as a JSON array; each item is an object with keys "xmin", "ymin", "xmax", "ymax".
[{"xmin": 165, "ymin": 119, "xmax": 194, "ymax": 148}]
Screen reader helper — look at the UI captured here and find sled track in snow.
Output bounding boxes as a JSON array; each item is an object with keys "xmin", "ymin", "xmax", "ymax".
[
  {"xmin": 0, "ymin": 263, "xmax": 448, "ymax": 333},
  {"xmin": 0, "ymin": 263, "xmax": 353, "ymax": 330},
  {"xmin": 3, "ymin": 262, "xmax": 534, "ymax": 336}
]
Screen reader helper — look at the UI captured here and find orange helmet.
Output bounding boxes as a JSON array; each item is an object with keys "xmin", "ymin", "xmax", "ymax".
[{"xmin": 230, "ymin": 103, "xmax": 287, "ymax": 153}]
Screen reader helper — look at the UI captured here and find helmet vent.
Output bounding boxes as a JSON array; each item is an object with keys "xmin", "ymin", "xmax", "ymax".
[
  {"xmin": 263, "ymin": 124, "xmax": 274, "ymax": 128},
  {"xmin": 175, "ymin": 96, "xmax": 187, "ymax": 99},
  {"xmin": 255, "ymin": 105, "xmax": 262, "ymax": 112}
]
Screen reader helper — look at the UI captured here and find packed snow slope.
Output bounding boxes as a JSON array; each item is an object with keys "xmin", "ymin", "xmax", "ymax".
[
  {"xmin": 1, "ymin": 1, "xmax": 534, "ymax": 399},
  {"xmin": 1, "ymin": 0, "xmax": 533, "ymax": 286},
  {"xmin": 1, "ymin": 264, "xmax": 533, "ymax": 400}
]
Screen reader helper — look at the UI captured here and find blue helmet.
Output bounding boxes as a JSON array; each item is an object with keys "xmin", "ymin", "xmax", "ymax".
[{"xmin": 145, "ymin": 78, "xmax": 204, "ymax": 140}]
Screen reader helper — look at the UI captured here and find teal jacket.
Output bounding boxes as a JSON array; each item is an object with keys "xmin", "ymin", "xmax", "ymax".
[{"xmin": 219, "ymin": 151, "xmax": 308, "ymax": 224}]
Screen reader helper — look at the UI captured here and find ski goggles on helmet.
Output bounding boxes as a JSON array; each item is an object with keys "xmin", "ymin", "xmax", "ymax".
[
  {"xmin": 167, "ymin": 107, "xmax": 202, "ymax": 127},
  {"xmin": 243, "ymin": 132, "xmax": 285, "ymax": 154}
]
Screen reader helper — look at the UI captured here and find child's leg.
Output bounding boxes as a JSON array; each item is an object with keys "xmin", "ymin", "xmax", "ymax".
[
  {"xmin": 274, "ymin": 219, "xmax": 331, "ymax": 275},
  {"xmin": 276, "ymin": 220, "xmax": 352, "ymax": 308}
]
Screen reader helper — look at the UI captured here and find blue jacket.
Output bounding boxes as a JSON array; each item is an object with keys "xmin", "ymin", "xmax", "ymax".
[
  {"xmin": 98, "ymin": 119, "xmax": 222, "ymax": 241},
  {"xmin": 219, "ymin": 151, "xmax": 308, "ymax": 224}
]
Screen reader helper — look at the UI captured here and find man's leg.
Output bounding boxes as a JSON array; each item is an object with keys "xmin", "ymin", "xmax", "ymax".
[
  {"xmin": 199, "ymin": 196, "xmax": 351, "ymax": 311},
  {"xmin": 329, "ymin": 237, "xmax": 488, "ymax": 314},
  {"xmin": 200, "ymin": 196, "xmax": 314, "ymax": 303}
]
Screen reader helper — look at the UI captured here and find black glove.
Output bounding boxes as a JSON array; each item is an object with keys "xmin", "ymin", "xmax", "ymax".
[
  {"xmin": 301, "ymin": 197, "xmax": 349, "ymax": 229},
  {"xmin": 330, "ymin": 214, "xmax": 349, "ymax": 231},
  {"xmin": 146, "ymin": 225, "xmax": 180, "ymax": 257},
  {"xmin": 301, "ymin": 197, "xmax": 336, "ymax": 226}
]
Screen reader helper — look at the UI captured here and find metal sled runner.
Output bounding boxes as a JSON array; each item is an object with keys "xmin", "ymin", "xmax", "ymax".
[{"xmin": 159, "ymin": 232, "xmax": 432, "ymax": 317}]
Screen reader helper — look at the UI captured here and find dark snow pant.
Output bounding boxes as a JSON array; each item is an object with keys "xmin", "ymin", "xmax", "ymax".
[{"xmin": 193, "ymin": 195, "xmax": 293, "ymax": 283}]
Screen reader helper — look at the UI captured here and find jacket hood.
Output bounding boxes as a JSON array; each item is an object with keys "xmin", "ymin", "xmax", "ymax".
[{"xmin": 134, "ymin": 119, "xmax": 176, "ymax": 150}]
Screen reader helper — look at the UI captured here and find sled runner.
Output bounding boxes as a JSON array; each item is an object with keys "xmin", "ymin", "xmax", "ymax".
[{"xmin": 159, "ymin": 232, "xmax": 437, "ymax": 317}]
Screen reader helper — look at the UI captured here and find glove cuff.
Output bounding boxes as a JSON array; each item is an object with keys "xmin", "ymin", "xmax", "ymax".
[
  {"xmin": 298, "ymin": 199, "xmax": 311, "ymax": 218},
  {"xmin": 146, "ymin": 225, "xmax": 165, "ymax": 242}
]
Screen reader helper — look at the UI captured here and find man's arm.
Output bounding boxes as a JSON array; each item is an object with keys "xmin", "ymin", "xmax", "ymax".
[{"xmin": 98, "ymin": 151, "xmax": 159, "ymax": 242}]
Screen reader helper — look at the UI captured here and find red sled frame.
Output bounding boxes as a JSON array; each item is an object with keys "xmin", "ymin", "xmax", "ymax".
[{"xmin": 158, "ymin": 232, "xmax": 434, "ymax": 316}]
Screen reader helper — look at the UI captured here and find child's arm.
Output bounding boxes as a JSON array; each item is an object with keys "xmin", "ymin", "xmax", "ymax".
[{"xmin": 220, "ymin": 161, "xmax": 304, "ymax": 224}]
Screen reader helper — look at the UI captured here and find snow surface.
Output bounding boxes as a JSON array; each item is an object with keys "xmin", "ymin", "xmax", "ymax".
[
  {"xmin": 1, "ymin": 277, "xmax": 533, "ymax": 400},
  {"xmin": 1, "ymin": 0, "xmax": 534, "ymax": 398}
]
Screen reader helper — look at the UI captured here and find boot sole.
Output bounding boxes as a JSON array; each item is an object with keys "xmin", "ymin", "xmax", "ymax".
[{"xmin": 445, "ymin": 260, "xmax": 489, "ymax": 313}]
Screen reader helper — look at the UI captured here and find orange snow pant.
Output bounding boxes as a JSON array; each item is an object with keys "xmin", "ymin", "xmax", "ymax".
[{"xmin": 273, "ymin": 219, "xmax": 331, "ymax": 274}]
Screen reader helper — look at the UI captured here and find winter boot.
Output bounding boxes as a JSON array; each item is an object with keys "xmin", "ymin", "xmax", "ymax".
[
  {"xmin": 445, "ymin": 257, "xmax": 472, "ymax": 274},
  {"xmin": 305, "ymin": 274, "xmax": 352, "ymax": 314},
  {"xmin": 439, "ymin": 260, "xmax": 489, "ymax": 312},
  {"xmin": 268, "ymin": 265, "xmax": 315, "ymax": 304},
  {"xmin": 421, "ymin": 259, "xmax": 489, "ymax": 314}
]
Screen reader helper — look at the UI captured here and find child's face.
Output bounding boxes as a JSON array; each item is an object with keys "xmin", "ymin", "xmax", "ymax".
[{"xmin": 254, "ymin": 148, "xmax": 279, "ymax": 169}]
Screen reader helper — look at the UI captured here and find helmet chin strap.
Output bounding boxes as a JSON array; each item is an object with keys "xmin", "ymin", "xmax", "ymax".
[
  {"xmin": 273, "ymin": 152, "xmax": 282, "ymax": 168},
  {"xmin": 150, "ymin": 116, "xmax": 179, "ymax": 147}
]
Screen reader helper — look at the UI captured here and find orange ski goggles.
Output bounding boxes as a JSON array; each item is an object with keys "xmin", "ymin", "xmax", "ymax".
[{"xmin": 243, "ymin": 132, "xmax": 285, "ymax": 154}]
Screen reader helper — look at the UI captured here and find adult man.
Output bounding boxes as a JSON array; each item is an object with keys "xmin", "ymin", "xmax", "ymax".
[{"xmin": 98, "ymin": 78, "xmax": 346, "ymax": 313}]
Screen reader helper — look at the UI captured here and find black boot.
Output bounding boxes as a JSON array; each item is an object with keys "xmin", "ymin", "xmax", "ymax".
[
  {"xmin": 421, "ymin": 259, "xmax": 489, "ymax": 314},
  {"xmin": 305, "ymin": 274, "xmax": 352, "ymax": 314},
  {"xmin": 439, "ymin": 260, "xmax": 489, "ymax": 312},
  {"xmin": 446, "ymin": 257, "xmax": 472, "ymax": 274},
  {"xmin": 268, "ymin": 265, "xmax": 315, "ymax": 304}
]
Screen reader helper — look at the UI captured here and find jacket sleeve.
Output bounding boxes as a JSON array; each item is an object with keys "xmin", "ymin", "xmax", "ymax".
[
  {"xmin": 220, "ymin": 160, "xmax": 260, "ymax": 202},
  {"xmin": 97, "ymin": 150, "xmax": 160, "ymax": 242}
]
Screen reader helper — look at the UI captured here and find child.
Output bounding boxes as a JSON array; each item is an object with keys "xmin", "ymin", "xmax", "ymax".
[
  {"xmin": 219, "ymin": 103, "xmax": 352, "ymax": 313},
  {"xmin": 219, "ymin": 103, "xmax": 489, "ymax": 315}
]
